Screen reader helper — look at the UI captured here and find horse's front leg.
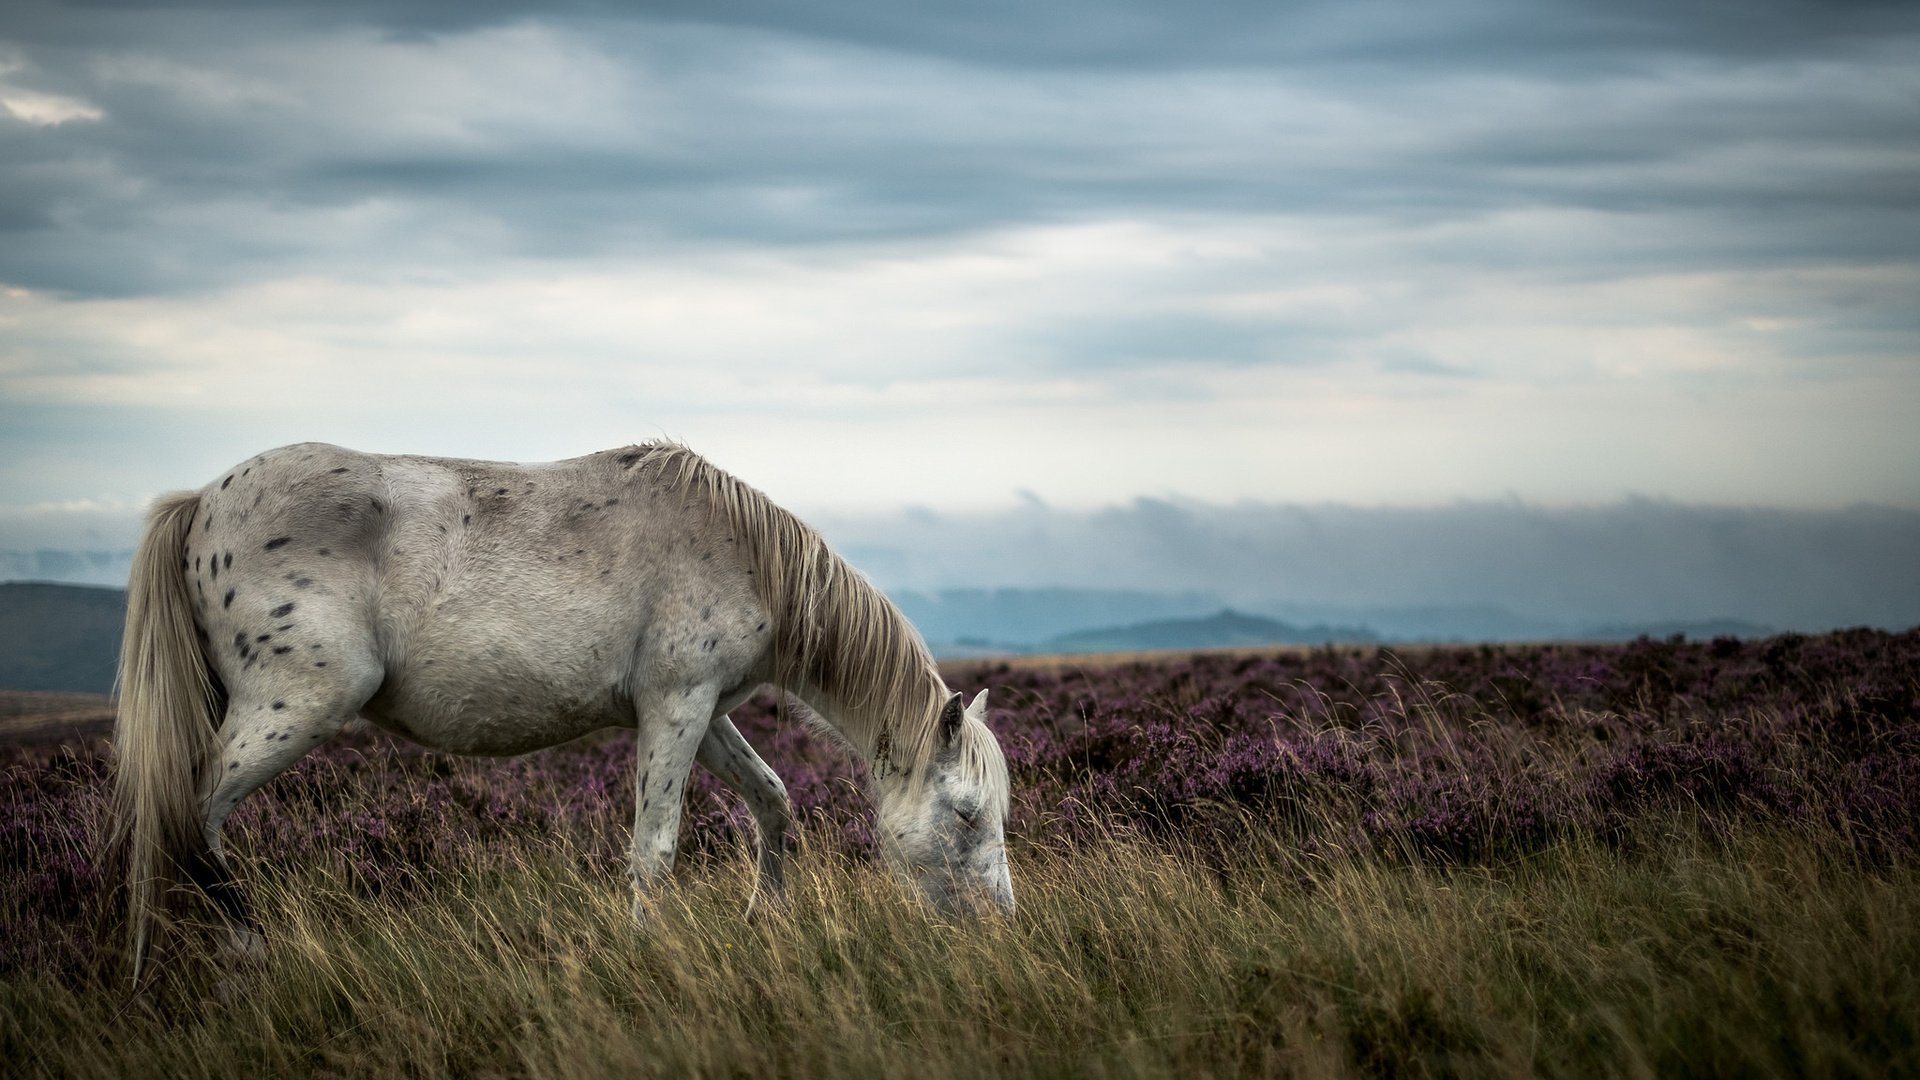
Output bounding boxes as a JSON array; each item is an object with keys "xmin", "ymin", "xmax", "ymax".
[{"xmin": 629, "ymin": 685, "xmax": 717, "ymax": 925}]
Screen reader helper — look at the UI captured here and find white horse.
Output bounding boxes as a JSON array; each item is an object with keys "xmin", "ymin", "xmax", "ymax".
[{"xmin": 112, "ymin": 442, "xmax": 1012, "ymax": 980}]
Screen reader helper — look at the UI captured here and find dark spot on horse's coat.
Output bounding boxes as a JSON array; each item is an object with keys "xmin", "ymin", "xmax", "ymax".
[
  {"xmin": 640, "ymin": 776, "xmax": 648, "ymax": 795},
  {"xmin": 210, "ymin": 560, "xmax": 218, "ymax": 582},
  {"xmin": 271, "ymin": 603, "xmax": 295, "ymax": 617},
  {"xmin": 604, "ymin": 498, "xmax": 618, "ymax": 506},
  {"xmin": 224, "ymin": 552, "xmax": 233, "ymax": 570},
  {"xmin": 221, "ymin": 475, "xmax": 233, "ymax": 489},
  {"xmin": 229, "ymin": 763, "xmax": 238, "ymax": 770},
  {"xmin": 243, "ymin": 468, "xmax": 251, "ymax": 477},
  {"xmin": 617, "ymin": 451, "xmax": 641, "ymax": 467},
  {"xmin": 273, "ymin": 645, "xmax": 292, "ymax": 655},
  {"xmin": 315, "ymin": 661, "xmax": 327, "ymax": 667},
  {"xmin": 495, "ymin": 488, "xmax": 508, "ymax": 496},
  {"xmin": 294, "ymin": 577, "xmax": 311, "ymax": 589},
  {"xmin": 704, "ymin": 638, "xmax": 717, "ymax": 652},
  {"xmin": 462, "ymin": 514, "xmax": 471, "ymax": 525},
  {"xmin": 264, "ymin": 536, "xmax": 292, "ymax": 551},
  {"xmin": 330, "ymin": 467, "xmax": 349, "ymax": 474},
  {"xmin": 756, "ymin": 621, "xmax": 767, "ymax": 632},
  {"xmin": 256, "ymin": 634, "xmax": 272, "ymax": 642},
  {"xmin": 641, "ymin": 797, "xmax": 649, "ymax": 810},
  {"xmin": 272, "ymin": 701, "xmax": 285, "ymax": 710},
  {"xmin": 317, "ymin": 548, "xmax": 331, "ymax": 556},
  {"xmin": 181, "ymin": 557, "xmax": 189, "ymax": 571},
  {"xmin": 223, "ymin": 588, "xmax": 235, "ymax": 609},
  {"xmin": 233, "ymin": 632, "xmax": 246, "ymax": 648},
  {"xmin": 195, "ymin": 555, "xmax": 202, "ymax": 572},
  {"xmin": 702, "ymin": 606, "xmax": 712, "ymax": 620},
  {"xmin": 370, "ymin": 497, "xmax": 385, "ymax": 513},
  {"xmin": 279, "ymin": 733, "xmax": 291, "ymax": 741}
]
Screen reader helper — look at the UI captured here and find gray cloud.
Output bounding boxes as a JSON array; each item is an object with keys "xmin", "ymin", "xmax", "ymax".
[
  {"xmin": 23, "ymin": 1, "xmax": 1913, "ymax": 65},
  {"xmin": 1018, "ymin": 312, "xmax": 1341, "ymax": 370},
  {"xmin": 2, "ymin": 0, "xmax": 1916, "ymax": 523},
  {"xmin": 3, "ymin": 0, "xmax": 1915, "ymax": 299}
]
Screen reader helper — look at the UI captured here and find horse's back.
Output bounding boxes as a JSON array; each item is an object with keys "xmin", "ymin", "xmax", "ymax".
[{"xmin": 187, "ymin": 443, "xmax": 773, "ymax": 754}]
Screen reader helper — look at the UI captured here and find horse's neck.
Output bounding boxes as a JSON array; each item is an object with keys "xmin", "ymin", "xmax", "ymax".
[{"xmin": 787, "ymin": 663, "xmax": 942, "ymax": 778}]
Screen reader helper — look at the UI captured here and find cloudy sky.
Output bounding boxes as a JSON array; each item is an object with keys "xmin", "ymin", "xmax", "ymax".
[{"xmin": 3, "ymin": 1, "xmax": 1918, "ymax": 625}]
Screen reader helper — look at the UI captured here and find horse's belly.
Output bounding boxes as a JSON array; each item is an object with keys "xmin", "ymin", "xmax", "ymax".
[{"xmin": 362, "ymin": 658, "xmax": 633, "ymax": 756}]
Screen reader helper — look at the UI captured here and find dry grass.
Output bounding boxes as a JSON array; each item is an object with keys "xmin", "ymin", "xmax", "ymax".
[{"xmin": 7, "ymin": 822, "xmax": 1914, "ymax": 1079}]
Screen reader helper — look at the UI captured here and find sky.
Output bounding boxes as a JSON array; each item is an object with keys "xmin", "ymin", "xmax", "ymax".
[{"xmin": 2, "ymin": 1, "xmax": 1918, "ymax": 628}]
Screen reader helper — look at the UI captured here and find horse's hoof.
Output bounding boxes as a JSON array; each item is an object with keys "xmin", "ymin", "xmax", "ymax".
[
  {"xmin": 744, "ymin": 885, "xmax": 788, "ymax": 923},
  {"xmin": 630, "ymin": 894, "xmax": 655, "ymax": 929},
  {"xmin": 221, "ymin": 927, "xmax": 267, "ymax": 966}
]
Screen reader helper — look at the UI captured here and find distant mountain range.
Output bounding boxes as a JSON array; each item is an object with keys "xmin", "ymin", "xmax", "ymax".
[
  {"xmin": 1040, "ymin": 609, "xmax": 1377, "ymax": 653},
  {"xmin": 0, "ymin": 583, "xmax": 125, "ymax": 694},
  {"xmin": 895, "ymin": 587, "xmax": 1780, "ymax": 655},
  {"xmin": 0, "ymin": 581, "xmax": 1783, "ymax": 693}
]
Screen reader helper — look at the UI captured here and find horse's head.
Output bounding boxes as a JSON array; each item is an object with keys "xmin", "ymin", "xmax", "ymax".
[{"xmin": 874, "ymin": 689, "xmax": 1014, "ymax": 918}]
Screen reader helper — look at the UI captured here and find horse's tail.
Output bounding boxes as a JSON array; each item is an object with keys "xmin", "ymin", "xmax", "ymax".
[{"xmin": 109, "ymin": 490, "xmax": 221, "ymax": 984}]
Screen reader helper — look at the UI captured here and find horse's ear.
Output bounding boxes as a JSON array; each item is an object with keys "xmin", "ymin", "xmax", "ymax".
[
  {"xmin": 965, "ymin": 688, "xmax": 990, "ymax": 723},
  {"xmin": 938, "ymin": 691, "xmax": 965, "ymax": 748}
]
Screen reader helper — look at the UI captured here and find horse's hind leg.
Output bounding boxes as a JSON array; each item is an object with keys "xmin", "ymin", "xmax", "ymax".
[
  {"xmin": 695, "ymin": 714, "xmax": 792, "ymax": 916},
  {"xmin": 200, "ymin": 650, "xmax": 382, "ymax": 957}
]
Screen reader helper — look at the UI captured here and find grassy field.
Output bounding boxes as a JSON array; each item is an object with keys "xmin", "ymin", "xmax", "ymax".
[{"xmin": 4, "ymin": 632, "xmax": 1917, "ymax": 1076}]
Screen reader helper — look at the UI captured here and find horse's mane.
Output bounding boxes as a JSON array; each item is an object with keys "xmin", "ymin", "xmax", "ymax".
[{"xmin": 626, "ymin": 443, "xmax": 1004, "ymax": 808}]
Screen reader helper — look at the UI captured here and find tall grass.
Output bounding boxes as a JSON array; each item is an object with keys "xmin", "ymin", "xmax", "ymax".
[
  {"xmin": 6, "ymin": 819, "xmax": 1915, "ymax": 1078},
  {"xmin": 5, "ymin": 631, "xmax": 1916, "ymax": 1076}
]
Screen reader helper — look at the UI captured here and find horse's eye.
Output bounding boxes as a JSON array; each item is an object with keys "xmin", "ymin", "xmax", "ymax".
[{"xmin": 956, "ymin": 806, "xmax": 979, "ymax": 829}]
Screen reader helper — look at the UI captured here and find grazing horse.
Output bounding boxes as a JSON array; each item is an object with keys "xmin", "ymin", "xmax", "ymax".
[{"xmin": 112, "ymin": 442, "xmax": 1012, "ymax": 980}]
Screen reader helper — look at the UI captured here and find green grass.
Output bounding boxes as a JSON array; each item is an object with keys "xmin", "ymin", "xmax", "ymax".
[{"xmin": 7, "ymin": 822, "xmax": 1915, "ymax": 1078}]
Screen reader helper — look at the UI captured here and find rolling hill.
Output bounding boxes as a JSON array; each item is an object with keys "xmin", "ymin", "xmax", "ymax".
[
  {"xmin": 0, "ymin": 582, "xmax": 125, "ymax": 694},
  {"xmin": 1040, "ymin": 608, "xmax": 1379, "ymax": 653}
]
